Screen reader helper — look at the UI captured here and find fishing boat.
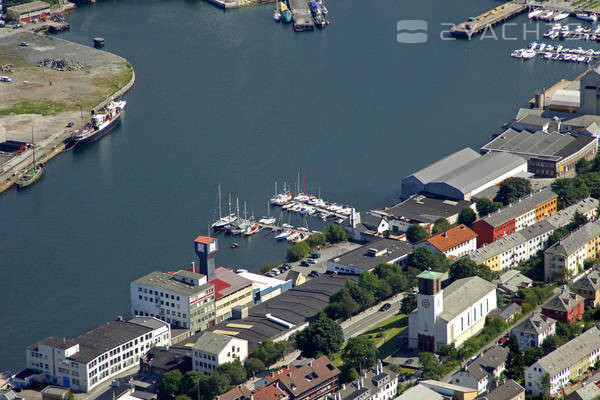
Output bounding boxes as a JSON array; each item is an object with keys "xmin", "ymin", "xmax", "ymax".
[
  {"xmin": 553, "ymin": 11, "xmax": 570, "ymax": 21},
  {"xmin": 212, "ymin": 188, "xmax": 237, "ymax": 230},
  {"xmin": 70, "ymin": 99, "xmax": 126, "ymax": 145},
  {"xmin": 17, "ymin": 129, "xmax": 44, "ymax": 189},
  {"xmin": 576, "ymin": 13, "xmax": 598, "ymax": 22},
  {"xmin": 280, "ymin": 2, "xmax": 292, "ymax": 23},
  {"xmin": 528, "ymin": 8, "xmax": 543, "ymax": 19}
]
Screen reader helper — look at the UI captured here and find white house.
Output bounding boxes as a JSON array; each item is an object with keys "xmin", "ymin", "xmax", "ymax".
[
  {"xmin": 25, "ymin": 317, "xmax": 170, "ymax": 392},
  {"xmin": 408, "ymin": 271, "xmax": 497, "ymax": 352},
  {"xmin": 450, "ymin": 346, "xmax": 508, "ymax": 394},
  {"xmin": 192, "ymin": 331, "xmax": 248, "ymax": 375},
  {"xmin": 511, "ymin": 313, "xmax": 556, "ymax": 351},
  {"xmin": 525, "ymin": 327, "xmax": 600, "ymax": 397},
  {"xmin": 414, "ymin": 225, "xmax": 477, "ymax": 258}
]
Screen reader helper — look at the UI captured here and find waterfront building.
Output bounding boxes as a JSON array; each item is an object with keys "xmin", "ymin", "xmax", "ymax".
[
  {"xmin": 369, "ymin": 194, "xmax": 475, "ymax": 234},
  {"xmin": 337, "ymin": 360, "xmax": 397, "ymax": 400},
  {"xmin": 130, "ymin": 269, "xmax": 216, "ymax": 332},
  {"xmin": 544, "ymin": 220, "xmax": 600, "ymax": 282},
  {"xmin": 449, "ymin": 346, "xmax": 508, "ymax": 394},
  {"xmin": 580, "ymin": 64, "xmax": 600, "ymax": 115},
  {"xmin": 541, "ymin": 286, "xmax": 584, "ymax": 324},
  {"xmin": 467, "ymin": 221, "xmax": 554, "ymax": 272},
  {"xmin": 472, "ymin": 188, "xmax": 557, "ymax": 247},
  {"xmin": 344, "ymin": 212, "xmax": 390, "ymax": 242},
  {"xmin": 6, "ymin": 1, "xmax": 50, "ymax": 22},
  {"xmin": 326, "ymin": 238, "xmax": 413, "ymax": 275},
  {"xmin": 492, "ymin": 270, "xmax": 533, "ymax": 297},
  {"xmin": 414, "ymin": 224, "xmax": 477, "ymax": 258},
  {"xmin": 24, "ymin": 317, "xmax": 170, "ymax": 392},
  {"xmin": 401, "ymin": 148, "xmax": 528, "ymax": 201},
  {"xmin": 408, "ymin": 271, "xmax": 497, "ymax": 351},
  {"xmin": 525, "ymin": 327, "xmax": 600, "ymax": 397},
  {"xmin": 482, "ymin": 380, "xmax": 525, "ymax": 400},
  {"xmin": 192, "ymin": 331, "xmax": 247, "ymax": 375},
  {"xmin": 260, "ymin": 356, "xmax": 340, "ymax": 400},
  {"xmin": 571, "ymin": 269, "xmax": 600, "ymax": 306},
  {"xmin": 511, "ymin": 312, "xmax": 556, "ymax": 351},
  {"xmin": 193, "ymin": 236, "xmax": 254, "ymax": 323},
  {"xmin": 235, "ymin": 270, "xmax": 293, "ymax": 305}
]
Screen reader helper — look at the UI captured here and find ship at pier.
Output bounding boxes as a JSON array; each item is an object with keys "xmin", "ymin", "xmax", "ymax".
[{"xmin": 70, "ymin": 99, "xmax": 127, "ymax": 145}]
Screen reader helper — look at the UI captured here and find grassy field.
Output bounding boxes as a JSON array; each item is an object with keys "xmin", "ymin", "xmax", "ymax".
[
  {"xmin": 330, "ymin": 313, "xmax": 408, "ymax": 365},
  {"xmin": 0, "ymin": 100, "xmax": 68, "ymax": 116},
  {"xmin": 92, "ymin": 62, "xmax": 133, "ymax": 101}
]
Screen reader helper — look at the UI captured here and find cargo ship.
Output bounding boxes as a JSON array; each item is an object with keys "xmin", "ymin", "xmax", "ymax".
[{"xmin": 70, "ymin": 99, "xmax": 126, "ymax": 145}]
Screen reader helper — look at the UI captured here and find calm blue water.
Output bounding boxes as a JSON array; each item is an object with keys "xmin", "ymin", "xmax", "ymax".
[{"xmin": 0, "ymin": 0, "xmax": 596, "ymax": 371}]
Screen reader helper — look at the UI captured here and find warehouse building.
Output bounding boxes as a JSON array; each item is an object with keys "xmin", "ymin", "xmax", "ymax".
[
  {"xmin": 401, "ymin": 149, "xmax": 528, "ymax": 201},
  {"xmin": 326, "ymin": 238, "xmax": 413, "ymax": 274},
  {"xmin": 6, "ymin": 1, "xmax": 51, "ymax": 22}
]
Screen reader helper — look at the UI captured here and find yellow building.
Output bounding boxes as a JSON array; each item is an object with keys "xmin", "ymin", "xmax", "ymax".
[
  {"xmin": 212, "ymin": 267, "xmax": 253, "ymax": 323},
  {"xmin": 535, "ymin": 197, "xmax": 557, "ymax": 222}
]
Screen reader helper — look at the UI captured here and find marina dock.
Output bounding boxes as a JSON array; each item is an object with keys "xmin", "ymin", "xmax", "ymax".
[
  {"xmin": 288, "ymin": 0, "xmax": 314, "ymax": 31},
  {"xmin": 450, "ymin": 1, "xmax": 526, "ymax": 38}
]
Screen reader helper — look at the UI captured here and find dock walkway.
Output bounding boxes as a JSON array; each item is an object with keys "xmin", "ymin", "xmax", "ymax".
[
  {"xmin": 450, "ymin": 1, "xmax": 527, "ymax": 38},
  {"xmin": 288, "ymin": 0, "xmax": 314, "ymax": 31}
]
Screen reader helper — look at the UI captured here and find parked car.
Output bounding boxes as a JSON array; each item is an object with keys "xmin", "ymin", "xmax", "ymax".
[
  {"xmin": 301, "ymin": 260, "xmax": 310, "ymax": 267},
  {"xmin": 270, "ymin": 268, "xmax": 280, "ymax": 275},
  {"xmin": 498, "ymin": 336, "xmax": 509, "ymax": 346},
  {"xmin": 19, "ymin": 41, "xmax": 29, "ymax": 47},
  {"xmin": 66, "ymin": 122, "xmax": 74, "ymax": 127},
  {"xmin": 379, "ymin": 303, "xmax": 391, "ymax": 312},
  {"xmin": 0, "ymin": 76, "xmax": 12, "ymax": 82},
  {"xmin": 283, "ymin": 263, "xmax": 292, "ymax": 270},
  {"xmin": 311, "ymin": 252, "xmax": 321, "ymax": 259},
  {"xmin": 307, "ymin": 258, "xmax": 317, "ymax": 264}
]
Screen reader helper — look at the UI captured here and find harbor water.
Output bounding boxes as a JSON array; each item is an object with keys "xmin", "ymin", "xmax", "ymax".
[{"xmin": 0, "ymin": 0, "xmax": 597, "ymax": 371}]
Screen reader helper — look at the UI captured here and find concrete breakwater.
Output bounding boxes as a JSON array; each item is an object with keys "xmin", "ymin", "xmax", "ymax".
[{"xmin": 0, "ymin": 30, "xmax": 135, "ymax": 194}]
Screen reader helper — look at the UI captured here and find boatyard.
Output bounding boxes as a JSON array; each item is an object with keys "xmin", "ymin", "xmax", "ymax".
[{"xmin": 0, "ymin": 30, "xmax": 133, "ymax": 194}]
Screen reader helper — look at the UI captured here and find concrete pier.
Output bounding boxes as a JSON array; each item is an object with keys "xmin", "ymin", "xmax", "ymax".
[
  {"xmin": 288, "ymin": 0, "xmax": 314, "ymax": 32},
  {"xmin": 450, "ymin": 1, "xmax": 527, "ymax": 39}
]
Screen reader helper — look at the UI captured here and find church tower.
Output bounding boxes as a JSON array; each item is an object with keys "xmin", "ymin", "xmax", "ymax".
[
  {"xmin": 414, "ymin": 270, "xmax": 444, "ymax": 352},
  {"xmin": 194, "ymin": 235, "xmax": 218, "ymax": 281}
]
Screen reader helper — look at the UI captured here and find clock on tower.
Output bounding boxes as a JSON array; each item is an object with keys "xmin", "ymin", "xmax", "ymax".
[{"xmin": 194, "ymin": 236, "xmax": 218, "ymax": 281}]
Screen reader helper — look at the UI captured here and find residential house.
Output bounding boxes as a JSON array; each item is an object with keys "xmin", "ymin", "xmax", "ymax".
[
  {"xmin": 511, "ymin": 312, "xmax": 556, "ymax": 351},
  {"xmin": 525, "ymin": 326, "xmax": 600, "ymax": 397},
  {"xmin": 414, "ymin": 225, "xmax": 478, "ymax": 259},
  {"xmin": 449, "ymin": 346, "xmax": 508, "ymax": 394},
  {"xmin": 541, "ymin": 286, "xmax": 585, "ymax": 324},
  {"xmin": 338, "ymin": 360, "xmax": 397, "ymax": 400},
  {"xmin": 492, "ymin": 270, "xmax": 533, "ymax": 297},
  {"xmin": 487, "ymin": 303, "xmax": 521, "ymax": 324},
  {"xmin": 482, "ymin": 379, "xmax": 525, "ymax": 400},
  {"xmin": 192, "ymin": 331, "xmax": 248, "ymax": 375},
  {"xmin": 544, "ymin": 220, "xmax": 600, "ymax": 282},
  {"xmin": 472, "ymin": 188, "xmax": 557, "ymax": 247},
  {"xmin": 571, "ymin": 269, "xmax": 600, "ymax": 307},
  {"xmin": 567, "ymin": 383, "xmax": 600, "ymax": 400},
  {"xmin": 419, "ymin": 380, "xmax": 478, "ymax": 400},
  {"xmin": 217, "ymin": 382, "xmax": 289, "ymax": 400}
]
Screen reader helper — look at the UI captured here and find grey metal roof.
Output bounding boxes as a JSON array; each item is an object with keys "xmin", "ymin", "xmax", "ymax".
[
  {"xmin": 542, "ymin": 287, "xmax": 584, "ymax": 313},
  {"xmin": 545, "ymin": 219, "xmax": 600, "ymax": 257},
  {"xmin": 193, "ymin": 331, "xmax": 238, "ymax": 355},
  {"xmin": 483, "ymin": 379, "xmax": 525, "ymax": 400},
  {"xmin": 395, "ymin": 385, "xmax": 443, "ymax": 400},
  {"xmin": 488, "ymin": 303, "xmax": 521, "ymax": 320},
  {"xmin": 132, "ymin": 271, "xmax": 213, "ymax": 297},
  {"xmin": 330, "ymin": 239, "xmax": 413, "ymax": 271},
  {"xmin": 533, "ymin": 326, "xmax": 600, "ymax": 376},
  {"xmin": 374, "ymin": 195, "xmax": 474, "ymax": 224},
  {"xmin": 545, "ymin": 198, "xmax": 599, "ymax": 229},
  {"xmin": 572, "ymin": 270, "xmax": 600, "ymax": 292},
  {"xmin": 129, "ymin": 317, "xmax": 169, "ymax": 331},
  {"xmin": 570, "ymin": 381, "xmax": 600, "ymax": 400},
  {"xmin": 428, "ymin": 152, "xmax": 527, "ymax": 196},
  {"xmin": 7, "ymin": 0, "xmax": 51, "ymax": 13},
  {"xmin": 438, "ymin": 276, "xmax": 497, "ymax": 322},
  {"xmin": 481, "ymin": 188, "xmax": 557, "ymax": 227},
  {"xmin": 512, "ymin": 312, "xmax": 555, "ymax": 336},
  {"xmin": 403, "ymin": 148, "xmax": 480, "ymax": 186}
]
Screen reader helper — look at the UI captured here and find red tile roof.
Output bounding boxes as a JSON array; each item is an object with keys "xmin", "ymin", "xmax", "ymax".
[
  {"xmin": 195, "ymin": 235, "xmax": 217, "ymax": 244},
  {"xmin": 423, "ymin": 224, "xmax": 477, "ymax": 252}
]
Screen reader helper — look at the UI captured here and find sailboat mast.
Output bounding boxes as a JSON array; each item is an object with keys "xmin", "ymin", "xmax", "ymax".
[
  {"xmin": 237, "ymin": 198, "xmax": 240, "ymax": 219},
  {"xmin": 297, "ymin": 171, "xmax": 300, "ymax": 194},
  {"xmin": 31, "ymin": 127, "xmax": 35, "ymax": 167},
  {"xmin": 244, "ymin": 201, "xmax": 247, "ymax": 220},
  {"xmin": 275, "ymin": 181, "xmax": 277, "ymax": 196},
  {"xmin": 218, "ymin": 184, "xmax": 222, "ymax": 220},
  {"xmin": 228, "ymin": 193, "xmax": 232, "ymax": 217}
]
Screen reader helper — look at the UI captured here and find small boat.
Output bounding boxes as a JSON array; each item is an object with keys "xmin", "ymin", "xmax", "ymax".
[
  {"xmin": 70, "ymin": 99, "xmax": 126, "ymax": 145},
  {"xmin": 273, "ymin": 10, "xmax": 282, "ymax": 22},
  {"xmin": 521, "ymin": 49, "xmax": 536, "ymax": 59},
  {"xmin": 280, "ymin": 2, "xmax": 292, "ymax": 23},
  {"xmin": 282, "ymin": 223, "xmax": 294, "ymax": 229},
  {"xmin": 275, "ymin": 230, "xmax": 291, "ymax": 240},
  {"xmin": 286, "ymin": 231, "xmax": 301, "ymax": 242},
  {"xmin": 243, "ymin": 223, "xmax": 261, "ymax": 236},
  {"xmin": 576, "ymin": 13, "xmax": 598, "ymax": 22},
  {"xmin": 528, "ymin": 8, "xmax": 543, "ymax": 19},
  {"xmin": 17, "ymin": 129, "xmax": 44, "ymax": 190},
  {"xmin": 540, "ymin": 10, "xmax": 556, "ymax": 21},
  {"xmin": 553, "ymin": 11, "xmax": 570, "ymax": 21},
  {"xmin": 231, "ymin": 243, "xmax": 239, "ymax": 248},
  {"xmin": 259, "ymin": 217, "xmax": 276, "ymax": 225}
]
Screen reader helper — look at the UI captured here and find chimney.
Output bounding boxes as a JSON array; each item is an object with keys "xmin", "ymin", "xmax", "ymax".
[
  {"xmin": 192, "ymin": 261, "xmax": 196, "ymax": 273},
  {"xmin": 360, "ymin": 378, "xmax": 364, "ymax": 388}
]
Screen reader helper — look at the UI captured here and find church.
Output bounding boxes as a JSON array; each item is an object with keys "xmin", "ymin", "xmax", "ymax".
[{"xmin": 408, "ymin": 270, "xmax": 497, "ymax": 352}]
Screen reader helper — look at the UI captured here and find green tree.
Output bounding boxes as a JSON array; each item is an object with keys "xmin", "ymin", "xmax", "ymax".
[
  {"xmin": 540, "ymin": 373, "xmax": 551, "ymax": 396},
  {"xmin": 457, "ymin": 207, "xmax": 476, "ymax": 226},
  {"xmin": 215, "ymin": 359, "xmax": 247, "ymax": 386},
  {"xmin": 158, "ymin": 370, "xmax": 183, "ymax": 400},
  {"xmin": 324, "ymin": 223, "xmax": 349, "ymax": 243},
  {"xmin": 552, "ymin": 177, "xmax": 591, "ymax": 209},
  {"xmin": 359, "ymin": 271, "xmax": 380, "ymax": 296},
  {"xmin": 347, "ymin": 281, "xmax": 375, "ymax": 309},
  {"xmin": 251, "ymin": 339, "xmax": 284, "ymax": 366},
  {"xmin": 567, "ymin": 210, "xmax": 588, "ymax": 231},
  {"xmin": 175, "ymin": 396, "xmax": 192, "ymax": 400},
  {"xmin": 209, "ymin": 372, "xmax": 231, "ymax": 397},
  {"xmin": 374, "ymin": 263, "xmax": 402, "ymax": 279},
  {"xmin": 524, "ymin": 347, "xmax": 544, "ymax": 366},
  {"xmin": 306, "ymin": 232, "xmax": 326, "ymax": 247},
  {"xmin": 296, "ymin": 313, "xmax": 344, "ymax": 357},
  {"xmin": 449, "ymin": 258, "xmax": 477, "ymax": 280},
  {"xmin": 286, "ymin": 241, "xmax": 311, "ymax": 261},
  {"xmin": 65, "ymin": 391, "xmax": 75, "ymax": 400},
  {"xmin": 346, "ymin": 367, "xmax": 359, "ymax": 381},
  {"xmin": 577, "ymin": 158, "xmax": 592, "ymax": 175},
  {"xmin": 182, "ymin": 371, "xmax": 211, "ymax": 400},
  {"xmin": 419, "ymin": 352, "xmax": 444, "ymax": 380},
  {"xmin": 244, "ymin": 357, "xmax": 266, "ymax": 376},
  {"xmin": 400, "ymin": 293, "xmax": 417, "ymax": 314},
  {"xmin": 505, "ymin": 335, "xmax": 525, "ymax": 383},
  {"xmin": 406, "ymin": 224, "xmax": 428, "ymax": 243},
  {"xmin": 342, "ymin": 336, "xmax": 377, "ymax": 370},
  {"xmin": 407, "ymin": 247, "xmax": 450, "ymax": 272},
  {"xmin": 439, "ymin": 344, "xmax": 458, "ymax": 361},
  {"xmin": 432, "ymin": 218, "xmax": 452, "ymax": 234},
  {"xmin": 376, "ymin": 280, "xmax": 393, "ymax": 301},
  {"xmin": 495, "ymin": 178, "xmax": 532, "ymax": 206},
  {"xmin": 476, "ymin": 198, "xmax": 502, "ymax": 217},
  {"xmin": 388, "ymin": 273, "xmax": 410, "ymax": 294},
  {"xmin": 261, "ymin": 262, "xmax": 276, "ymax": 274}
]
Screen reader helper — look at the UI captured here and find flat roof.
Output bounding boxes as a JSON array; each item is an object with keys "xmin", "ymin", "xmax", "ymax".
[
  {"xmin": 132, "ymin": 271, "xmax": 213, "ymax": 297},
  {"xmin": 374, "ymin": 195, "xmax": 474, "ymax": 224},
  {"xmin": 7, "ymin": 1, "xmax": 51, "ymax": 13},
  {"xmin": 403, "ymin": 148, "xmax": 480, "ymax": 186},
  {"xmin": 330, "ymin": 238, "xmax": 413, "ymax": 271},
  {"xmin": 193, "ymin": 331, "xmax": 239, "ymax": 354}
]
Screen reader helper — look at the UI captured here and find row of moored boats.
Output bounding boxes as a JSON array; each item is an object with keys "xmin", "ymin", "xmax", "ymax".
[
  {"xmin": 529, "ymin": 8, "xmax": 597, "ymax": 22},
  {"xmin": 269, "ymin": 191, "xmax": 351, "ymax": 223},
  {"xmin": 543, "ymin": 23, "xmax": 600, "ymax": 41},
  {"xmin": 511, "ymin": 42, "xmax": 599, "ymax": 63}
]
